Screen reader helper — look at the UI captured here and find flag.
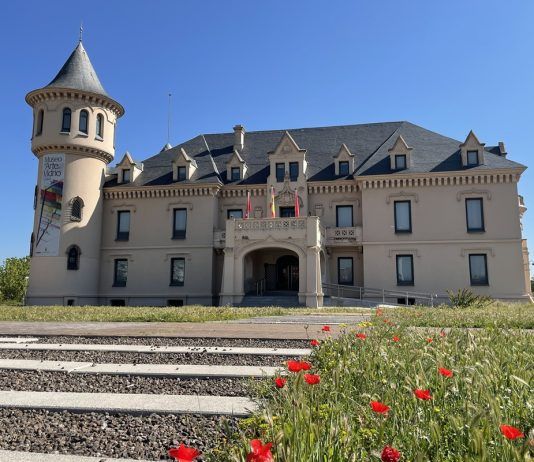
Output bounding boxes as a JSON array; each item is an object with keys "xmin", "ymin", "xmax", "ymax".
[
  {"xmin": 294, "ymin": 189, "xmax": 300, "ymax": 217},
  {"xmin": 270, "ymin": 186, "xmax": 276, "ymax": 218},
  {"xmin": 245, "ymin": 191, "xmax": 252, "ymax": 219}
]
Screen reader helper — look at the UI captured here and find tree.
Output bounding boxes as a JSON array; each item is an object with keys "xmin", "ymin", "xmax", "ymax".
[{"xmin": 0, "ymin": 257, "xmax": 30, "ymax": 302}]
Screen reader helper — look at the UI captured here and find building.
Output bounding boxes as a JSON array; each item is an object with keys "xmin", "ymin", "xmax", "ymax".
[{"xmin": 25, "ymin": 41, "xmax": 531, "ymax": 307}]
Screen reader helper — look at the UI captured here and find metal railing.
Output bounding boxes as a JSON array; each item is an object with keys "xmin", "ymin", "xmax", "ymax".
[
  {"xmin": 322, "ymin": 282, "xmax": 437, "ymax": 307},
  {"xmin": 255, "ymin": 278, "xmax": 266, "ymax": 296}
]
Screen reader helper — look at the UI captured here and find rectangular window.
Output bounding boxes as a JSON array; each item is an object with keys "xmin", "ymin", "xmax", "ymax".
[
  {"xmin": 467, "ymin": 150, "xmax": 479, "ymax": 166},
  {"xmin": 227, "ymin": 209, "xmax": 243, "ymax": 219},
  {"xmin": 289, "ymin": 162, "xmax": 299, "ymax": 181},
  {"xmin": 394, "ymin": 201, "xmax": 412, "ymax": 233},
  {"xmin": 396, "ymin": 255, "xmax": 414, "ymax": 286},
  {"xmin": 276, "ymin": 163, "xmax": 285, "ymax": 182},
  {"xmin": 339, "ymin": 161, "xmax": 350, "ymax": 176},
  {"xmin": 177, "ymin": 166, "xmax": 186, "ymax": 181},
  {"xmin": 336, "ymin": 205, "xmax": 353, "ymax": 227},
  {"xmin": 167, "ymin": 299, "xmax": 184, "ymax": 307},
  {"xmin": 469, "ymin": 254, "xmax": 488, "ymax": 286},
  {"xmin": 173, "ymin": 208, "xmax": 187, "ymax": 239},
  {"xmin": 231, "ymin": 167, "xmax": 241, "ymax": 181},
  {"xmin": 110, "ymin": 299, "xmax": 126, "ymax": 307},
  {"xmin": 338, "ymin": 257, "xmax": 354, "ymax": 285},
  {"xmin": 170, "ymin": 258, "xmax": 185, "ymax": 286},
  {"xmin": 280, "ymin": 206, "xmax": 295, "ymax": 217},
  {"xmin": 113, "ymin": 259, "xmax": 128, "ymax": 287},
  {"xmin": 122, "ymin": 169, "xmax": 131, "ymax": 184},
  {"xmin": 466, "ymin": 198, "xmax": 484, "ymax": 232},
  {"xmin": 116, "ymin": 211, "xmax": 130, "ymax": 241},
  {"xmin": 395, "ymin": 155, "xmax": 407, "ymax": 170}
]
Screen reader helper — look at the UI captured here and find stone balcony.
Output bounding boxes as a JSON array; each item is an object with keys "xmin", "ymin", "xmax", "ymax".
[{"xmin": 324, "ymin": 226, "xmax": 363, "ymax": 246}]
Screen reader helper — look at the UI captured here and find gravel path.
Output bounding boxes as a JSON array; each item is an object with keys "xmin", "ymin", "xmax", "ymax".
[
  {"xmin": 0, "ymin": 408, "xmax": 239, "ymax": 461},
  {"xmin": 0, "ymin": 370, "xmax": 254, "ymax": 397},
  {"xmin": 0, "ymin": 349, "xmax": 294, "ymax": 366},
  {"xmin": 14, "ymin": 336, "xmax": 311, "ymax": 349}
]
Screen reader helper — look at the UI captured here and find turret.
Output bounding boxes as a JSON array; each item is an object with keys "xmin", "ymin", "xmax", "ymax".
[{"xmin": 25, "ymin": 40, "xmax": 124, "ymax": 306}]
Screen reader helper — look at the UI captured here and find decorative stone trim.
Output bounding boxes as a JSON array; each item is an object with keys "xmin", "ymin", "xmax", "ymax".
[
  {"xmin": 387, "ymin": 248, "xmax": 421, "ymax": 258},
  {"xmin": 456, "ymin": 189, "xmax": 492, "ymax": 201},
  {"xmin": 460, "ymin": 247, "xmax": 495, "ymax": 257},
  {"xmin": 308, "ymin": 182, "xmax": 358, "ymax": 194},
  {"xmin": 329, "ymin": 198, "xmax": 360, "ymax": 208},
  {"xmin": 235, "ymin": 217, "xmax": 307, "ymax": 231},
  {"xmin": 220, "ymin": 187, "xmax": 265, "ymax": 198},
  {"xmin": 166, "ymin": 202, "xmax": 193, "ymax": 211},
  {"xmin": 34, "ymin": 144, "xmax": 113, "ymax": 164},
  {"xmin": 110, "ymin": 204, "xmax": 137, "ymax": 213},
  {"xmin": 164, "ymin": 252, "xmax": 192, "ymax": 261},
  {"xmin": 104, "ymin": 185, "xmax": 220, "ymax": 200},
  {"xmin": 386, "ymin": 191, "xmax": 419, "ymax": 204}
]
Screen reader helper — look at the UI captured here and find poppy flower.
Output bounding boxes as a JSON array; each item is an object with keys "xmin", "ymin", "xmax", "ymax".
[
  {"xmin": 274, "ymin": 377, "xmax": 287, "ymax": 388},
  {"xmin": 439, "ymin": 330, "xmax": 446, "ymax": 337},
  {"xmin": 426, "ymin": 338, "xmax": 433, "ymax": 343},
  {"xmin": 376, "ymin": 308, "xmax": 383, "ymax": 317},
  {"xmin": 304, "ymin": 373, "xmax": 321, "ymax": 385},
  {"xmin": 287, "ymin": 360, "xmax": 311, "ymax": 372},
  {"xmin": 310, "ymin": 339, "xmax": 320, "ymax": 347},
  {"xmin": 168, "ymin": 444, "xmax": 201, "ymax": 462},
  {"xmin": 322, "ymin": 325, "xmax": 331, "ymax": 332},
  {"xmin": 246, "ymin": 439, "xmax": 273, "ymax": 462},
  {"xmin": 414, "ymin": 389, "xmax": 432, "ymax": 400},
  {"xmin": 500, "ymin": 424, "xmax": 524, "ymax": 440},
  {"xmin": 370, "ymin": 401, "xmax": 390, "ymax": 415},
  {"xmin": 299, "ymin": 361, "xmax": 312, "ymax": 371},
  {"xmin": 438, "ymin": 367, "xmax": 453, "ymax": 378},
  {"xmin": 392, "ymin": 336, "xmax": 400, "ymax": 342},
  {"xmin": 381, "ymin": 445, "xmax": 401, "ymax": 462},
  {"xmin": 356, "ymin": 333, "xmax": 367, "ymax": 340}
]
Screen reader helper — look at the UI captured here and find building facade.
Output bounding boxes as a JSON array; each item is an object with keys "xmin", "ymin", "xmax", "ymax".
[{"xmin": 25, "ymin": 42, "xmax": 532, "ymax": 307}]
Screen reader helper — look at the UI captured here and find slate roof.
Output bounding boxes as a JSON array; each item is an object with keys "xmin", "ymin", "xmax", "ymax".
[
  {"xmin": 44, "ymin": 42, "xmax": 108, "ymax": 97},
  {"xmin": 105, "ymin": 121, "xmax": 525, "ymax": 188}
]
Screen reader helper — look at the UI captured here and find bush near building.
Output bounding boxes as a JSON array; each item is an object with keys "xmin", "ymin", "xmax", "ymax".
[{"xmin": 0, "ymin": 257, "xmax": 29, "ymax": 303}]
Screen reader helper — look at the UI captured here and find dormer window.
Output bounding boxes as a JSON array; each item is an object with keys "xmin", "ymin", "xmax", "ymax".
[
  {"xmin": 467, "ymin": 150, "xmax": 479, "ymax": 166},
  {"xmin": 395, "ymin": 155, "xmax": 407, "ymax": 170},
  {"xmin": 122, "ymin": 169, "xmax": 131, "ymax": 184},
  {"xmin": 289, "ymin": 162, "xmax": 299, "ymax": 181},
  {"xmin": 339, "ymin": 161, "xmax": 349, "ymax": 176},
  {"xmin": 460, "ymin": 131, "xmax": 485, "ymax": 167},
  {"xmin": 177, "ymin": 166, "xmax": 186, "ymax": 181},
  {"xmin": 79, "ymin": 110, "xmax": 89, "ymax": 134},
  {"xmin": 276, "ymin": 163, "xmax": 285, "ymax": 182},
  {"xmin": 231, "ymin": 167, "xmax": 241, "ymax": 181},
  {"xmin": 61, "ymin": 108, "xmax": 71, "ymax": 132}
]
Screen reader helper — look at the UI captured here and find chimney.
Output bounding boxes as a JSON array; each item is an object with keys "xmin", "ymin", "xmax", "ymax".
[
  {"xmin": 498, "ymin": 141, "xmax": 507, "ymax": 157},
  {"xmin": 233, "ymin": 124, "xmax": 245, "ymax": 151}
]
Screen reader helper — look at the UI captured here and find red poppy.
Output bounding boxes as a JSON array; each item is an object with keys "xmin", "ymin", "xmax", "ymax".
[
  {"xmin": 426, "ymin": 338, "xmax": 433, "ymax": 343},
  {"xmin": 299, "ymin": 361, "xmax": 312, "ymax": 371},
  {"xmin": 376, "ymin": 308, "xmax": 383, "ymax": 317},
  {"xmin": 287, "ymin": 360, "xmax": 311, "ymax": 372},
  {"xmin": 370, "ymin": 401, "xmax": 390, "ymax": 415},
  {"xmin": 356, "ymin": 333, "xmax": 367, "ymax": 340},
  {"xmin": 322, "ymin": 325, "xmax": 331, "ymax": 332},
  {"xmin": 310, "ymin": 339, "xmax": 320, "ymax": 347},
  {"xmin": 438, "ymin": 367, "xmax": 453, "ymax": 378},
  {"xmin": 414, "ymin": 389, "xmax": 432, "ymax": 400},
  {"xmin": 500, "ymin": 425, "xmax": 524, "ymax": 440},
  {"xmin": 168, "ymin": 444, "xmax": 201, "ymax": 462},
  {"xmin": 304, "ymin": 373, "xmax": 321, "ymax": 385},
  {"xmin": 381, "ymin": 445, "xmax": 401, "ymax": 462},
  {"xmin": 274, "ymin": 377, "xmax": 287, "ymax": 388},
  {"xmin": 392, "ymin": 336, "xmax": 400, "ymax": 342},
  {"xmin": 439, "ymin": 330, "xmax": 446, "ymax": 337},
  {"xmin": 246, "ymin": 439, "xmax": 274, "ymax": 462}
]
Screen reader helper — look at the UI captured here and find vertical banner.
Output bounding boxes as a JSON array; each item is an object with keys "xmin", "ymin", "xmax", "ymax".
[{"xmin": 35, "ymin": 153, "xmax": 65, "ymax": 256}]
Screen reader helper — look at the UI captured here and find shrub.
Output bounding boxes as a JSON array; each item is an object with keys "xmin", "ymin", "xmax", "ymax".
[
  {"xmin": 0, "ymin": 257, "xmax": 30, "ymax": 303},
  {"xmin": 447, "ymin": 288, "xmax": 492, "ymax": 309}
]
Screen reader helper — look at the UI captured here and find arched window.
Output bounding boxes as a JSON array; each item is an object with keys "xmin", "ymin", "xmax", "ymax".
[
  {"xmin": 35, "ymin": 110, "xmax": 44, "ymax": 136},
  {"xmin": 70, "ymin": 196, "xmax": 84, "ymax": 221},
  {"xmin": 61, "ymin": 108, "xmax": 71, "ymax": 132},
  {"xmin": 96, "ymin": 114, "xmax": 104, "ymax": 139},
  {"xmin": 79, "ymin": 110, "xmax": 89, "ymax": 134},
  {"xmin": 67, "ymin": 245, "xmax": 81, "ymax": 270},
  {"xmin": 30, "ymin": 233, "xmax": 34, "ymax": 257}
]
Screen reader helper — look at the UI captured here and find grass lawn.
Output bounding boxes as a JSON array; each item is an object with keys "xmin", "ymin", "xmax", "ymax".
[{"xmin": 223, "ymin": 314, "xmax": 534, "ymax": 462}]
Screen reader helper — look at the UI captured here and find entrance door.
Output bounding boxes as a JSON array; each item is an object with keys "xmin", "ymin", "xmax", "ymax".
[
  {"xmin": 276, "ymin": 255, "xmax": 299, "ymax": 291},
  {"xmin": 279, "ymin": 207, "xmax": 295, "ymax": 217}
]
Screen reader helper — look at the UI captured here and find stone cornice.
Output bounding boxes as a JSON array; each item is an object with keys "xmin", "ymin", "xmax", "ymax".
[
  {"xmin": 307, "ymin": 180, "xmax": 358, "ymax": 194},
  {"xmin": 34, "ymin": 144, "xmax": 113, "ymax": 164},
  {"xmin": 104, "ymin": 183, "xmax": 221, "ymax": 200}
]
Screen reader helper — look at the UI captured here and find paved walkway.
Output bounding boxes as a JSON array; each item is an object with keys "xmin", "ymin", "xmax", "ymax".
[{"xmin": 0, "ymin": 451, "xmax": 155, "ymax": 462}]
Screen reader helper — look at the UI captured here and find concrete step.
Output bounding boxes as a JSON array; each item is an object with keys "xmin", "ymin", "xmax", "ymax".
[
  {"xmin": 0, "ymin": 390, "xmax": 256, "ymax": 416},
  {"xmin": 0, "ymin": 450, "xmax": 155, "ymax": 462}
]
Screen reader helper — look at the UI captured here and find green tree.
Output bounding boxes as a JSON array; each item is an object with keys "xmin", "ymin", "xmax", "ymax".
[{"xmin": 0, "ymin": 257, "xmax": 30, "ymax": 303}]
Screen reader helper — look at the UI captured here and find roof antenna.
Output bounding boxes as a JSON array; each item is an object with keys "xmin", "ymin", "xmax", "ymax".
[
  {"xmin": 79, "ymin": 22, "xmax": 83, "ymax": 43},
  {"xmin": 167, "ymin": 92, "xmax": 172, "ymax": 145}
]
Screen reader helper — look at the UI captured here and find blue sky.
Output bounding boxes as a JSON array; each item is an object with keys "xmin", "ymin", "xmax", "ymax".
[{"xmin": 1, "ymin": 0, "xmax": 533, "ymax": 263}]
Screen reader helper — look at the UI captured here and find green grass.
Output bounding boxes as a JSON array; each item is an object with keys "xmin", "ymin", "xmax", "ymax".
[{"xmin": 222, "ymin": 317, "xmax": 534, "ymax": 461}]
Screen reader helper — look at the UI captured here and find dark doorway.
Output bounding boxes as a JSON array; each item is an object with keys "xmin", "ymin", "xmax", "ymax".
[
  {"xmin": 279, "ymin": 207, "xmax": 295, "ymax": 217},
  {"xmin": 276, "ymin": 255, "xmax": 299, "ymax": 291}
]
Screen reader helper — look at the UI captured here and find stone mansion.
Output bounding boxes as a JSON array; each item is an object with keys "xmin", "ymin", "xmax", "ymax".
[{"xmin": 25, "ymin": 41, "xmax": 531, "ymax": 307}]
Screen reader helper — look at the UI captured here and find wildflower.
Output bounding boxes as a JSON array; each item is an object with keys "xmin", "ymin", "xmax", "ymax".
[
  {"xmin": 392, "ymin": 336, "xmax": 400, "ymax": 342},
  {"xmin": 304, "ymin": 373, "xmax": 321, "ymax": 385},
  {"xmin": 322, "ymin": 325, "xmax": 331, "ymax": 332},
  {"xmin": 310, "ymin": 339, "xmax": 320, "ymax": 347},
  {"xmin": 414, "ymin": 389, "xmax": 432, "ymax": 400},
  {"xmin": 376, "ymin": 308, "xmax": 383, "ymax": 316},
  {"xmin": 274, "ymin": 377, "xmax": 286, "ymax": 388},
  {"xmin": 426, "ymin": 337, "xmax": 433, "ymax": 343},
  {"xmin": 356, "ymin": 333, "xmax": 367, "ymax": 340},
  {"xmin": 439, "ymin": 330, "xmax": 446, "ymax": 337},
  {"xmin": 381, "ymin": 445, "xmax": 401, "ymax": 462},
  {"xmin": 500, "ymin": 425, "xmax": 524, "ymax": 440},
  {"xmin": 168, "ymin": 444, "xmax": 201, "ymax": 462},
  {"xmin": 246, "ymin": 439, "xmax": 273, "ymax": 462},
  {"xmin": 287, "ymin": 360, "xmax": 311, "ymax": 372},
  {"xmin": 438, "ymin": 367, "xmax": 453, "ymax": 378},
  {"xmin": 370, "ymin": 401, "xmax": 390, "ymax": 415},
  {"xmin": 300, "ymin": 361, "xmax": 312, "ymax": 371}
]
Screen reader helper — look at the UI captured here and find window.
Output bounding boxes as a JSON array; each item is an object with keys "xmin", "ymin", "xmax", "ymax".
[
  {"xmin": 276, "ymin": 163, "xmax": 285, "ymax": 182},
  {"xmin": 35, "ymin": 110, "xmax": 44, "ymax": 136},
  {"xmin": 122, "ymin": 169, "xmax": 131, "ymax": 184},
  {"xmin": 113, "ymin": 259, "xmax": 128, "ymax": 287},
  {"xmin": 231, "ymin": 167, "xmax": 241, "ymax": 181},
  {"xmin": 70, "ymin": 197, "xmax": 83, "ymax": 221},
  {"xmin": 67, "ymin": 246, "xmax": 80, "ymax": 270},
  {"xmin": 227, "ymin": 209, "xmax": 243, "ymax": 219},
  {"xmin": 469, "ymin": 254, "xmax": 488, "ymax": 286},
  {"xmin": 396, "ymin": 255, "xmax": 414, "ymax": 286},
  {"xmin": 30, "ymin": 233, "xmax": 34, "ymax": 257},
  {"xmin": 395, "ymin": 155, "xmax": 407, "ymax": 170},
  {"xmin": 170, "ymin": 258, "xmax": 185, "ymax": 286},
  {"xmin": 33, "ymin": 185, "xmax": 38, "ymax": 210},
  {"xmin": 110, "ymin": 299, "xmax": 126, "ymax": 306},
  {"xmin": 467, "ymin": 150, "xmax": 479, "ymax": 166},
  {"xmin": 466, "ymin": 198, "xmax": 484, "ymax": 232},
  {"xmin": 116, "ymin": 211, "xmax": 130, "ymax": 241},
  {"xmin": 168, "ymin": 299, "xmax": 184, "ymax": 307},
  {"xmin": 289, "ymin": 162, "xmax": 299, "ymax": 181},
  {"xmin": 173, "ymin": 208, "xmax": 187, "ymax": 239},
  {"xmin": 96, "ymin": 114, "xmax": 104, "ymax": 139},
  {"xmin": 338, "ymin": 257, "xmax": 353, "ymax": 285},
  {"xmin": 280, "ymin": 206, "xmax": 295, "ymax": 217},
  {"xmin": 394, "ymin": 201, "xmax": 412, "ymax": 233},
  {"xmin": 177, "ymin": 166, "xmax": 186, "ymax": 181},
  {"xmin": 336, "ymin": 205, "xmax": 353, "ymax": 227},
  {"xmin": 61, "ymin": 108, "xmax": 71, "ymax": 132},
  {"xmin": 79, "ymin": 110, "xmax": 88, "ymax": 134},
  {"xmin": 339, "ymin": 161, "xmax": 349, "ymax": 176},
  {"xmin": 67, "ymin": 299, "xmax": 75, "ymax": 306}
]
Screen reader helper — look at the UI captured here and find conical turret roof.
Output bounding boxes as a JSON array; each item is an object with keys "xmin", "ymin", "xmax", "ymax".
[{"xmin": 45, "ymin": 42, "xmax": 108, "ymax": 96}]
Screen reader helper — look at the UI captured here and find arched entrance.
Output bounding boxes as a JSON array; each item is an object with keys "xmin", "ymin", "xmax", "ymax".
[{"xmin": 276, "ymin": 255, "xmax": 299, "ymax": 291}]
